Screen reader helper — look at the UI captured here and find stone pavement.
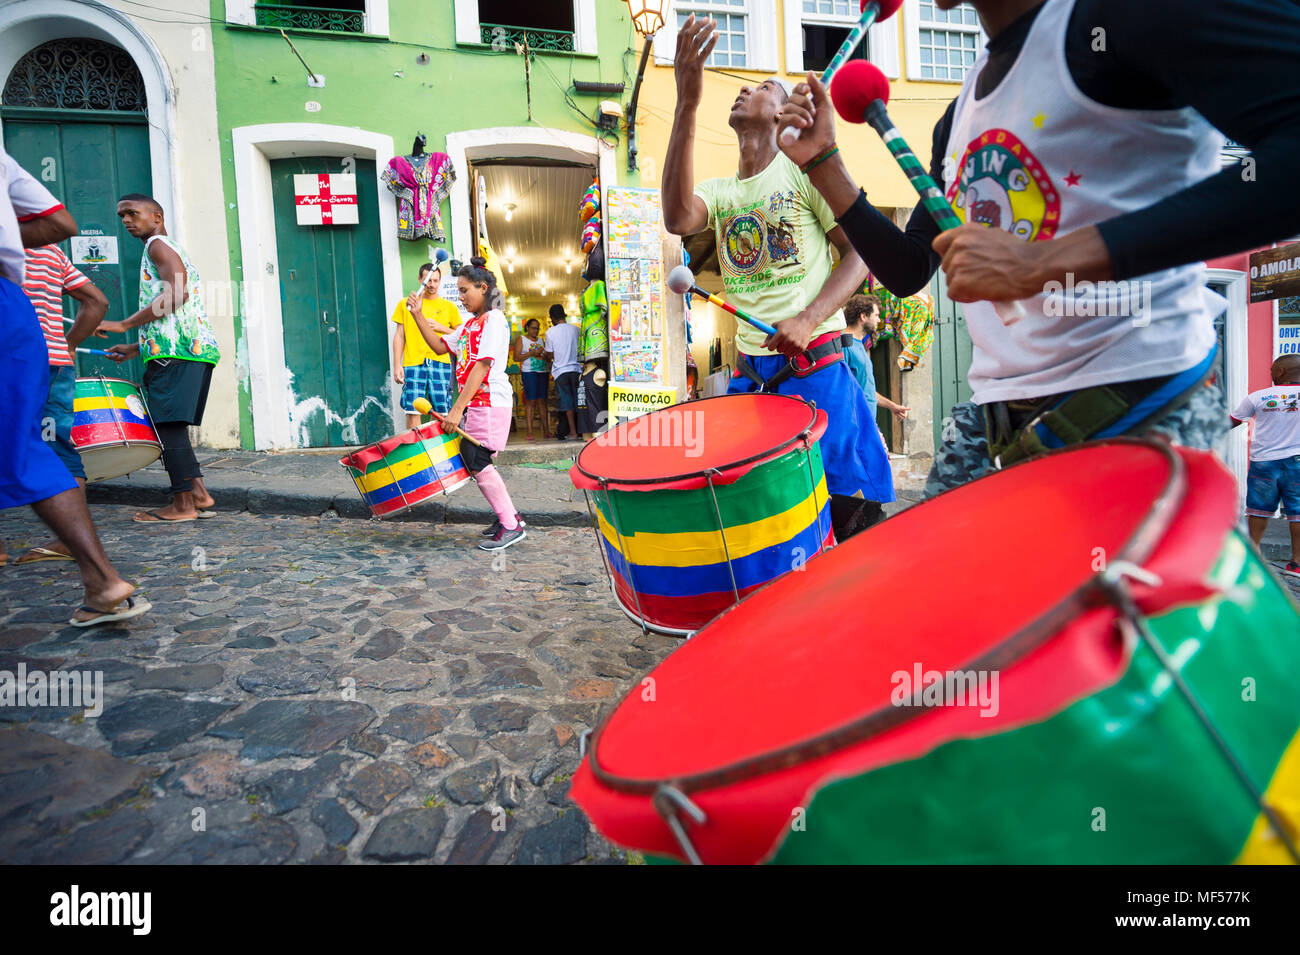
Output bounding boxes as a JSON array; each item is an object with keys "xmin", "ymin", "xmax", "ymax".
[{"xmin": 0, "ymin": 504, "xmax": 671, "ymax": 865}]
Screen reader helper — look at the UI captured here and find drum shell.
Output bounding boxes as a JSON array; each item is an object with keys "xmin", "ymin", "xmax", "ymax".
[
  {"xmin": 71, "ymin": 377, "xmax": 162, "ymax": 482},
  {"xmin": 340, "ymin": 423, "xmax": 472, "ymax": 519},
  {"xmin": 591, "ymin": 440, "xmax": 832, "ymax": 634}
]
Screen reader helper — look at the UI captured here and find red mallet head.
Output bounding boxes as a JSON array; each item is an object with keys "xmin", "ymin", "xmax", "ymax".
[
  {"xmin": 830, "ymin": 59, "xmax": 891, "ymax": 124},
  {"xmin": 862, "ymin": 0, "xmax": 905, "ymax": 20}
]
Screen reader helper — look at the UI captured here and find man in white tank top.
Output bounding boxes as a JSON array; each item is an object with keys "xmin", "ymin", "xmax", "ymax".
[{"xmin": 774, "ymin": 0, "xmax": 1300, "ymax": 494}]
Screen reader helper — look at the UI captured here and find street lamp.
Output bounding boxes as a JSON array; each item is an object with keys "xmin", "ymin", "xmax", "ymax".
[{"xmin": 624, "ymin": 0, "xmax": 667, "ymax": 173}]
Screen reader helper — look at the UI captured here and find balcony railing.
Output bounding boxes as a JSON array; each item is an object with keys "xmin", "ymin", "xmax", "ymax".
[
  {"xmin": 254, "ymin": 4, "xmax": 365, "ymax": 34},
  {"xmin": 480, "ymin": 23, "xmax": 576, "ymax": 53}
]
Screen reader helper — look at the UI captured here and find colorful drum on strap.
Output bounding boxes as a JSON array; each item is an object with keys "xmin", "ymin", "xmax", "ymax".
[
  {"xmin": 569, "ymin": 393, "xmax": 833, "ymax": 637},
  {"xmin": 572, "ymin": 440, "xmax": 1300, "ymax": 864},
  {"xmin": 71, "ymin": 376, "xmax": 162, "ymax": 482},
  {"xmin": 340, "ymin": 423, "xmax": 471, "ymax": 519}
]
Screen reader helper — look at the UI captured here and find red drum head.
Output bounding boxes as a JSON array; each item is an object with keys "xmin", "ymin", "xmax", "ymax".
[
  {"xmin": 573, "ymin": 441, "xmax": 1243, "ymax": 863},
  {"xmin": 572, "ymin": 393, "xmax": 826, "ymax": 491}
]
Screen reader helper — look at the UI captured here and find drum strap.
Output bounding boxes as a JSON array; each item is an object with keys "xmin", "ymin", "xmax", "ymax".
[
  {"xmin": 735, "ymin": 331, "xmax": 845, "ymax": 393},
  {"xmin": 984, "ymin": 352, "xmax": 1216, "ymax": 468}
]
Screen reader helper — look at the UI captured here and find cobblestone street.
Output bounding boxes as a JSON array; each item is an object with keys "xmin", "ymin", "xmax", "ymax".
[{"xmin": 0, "ymin": 505, "xmax": 669, "ymax": 865}]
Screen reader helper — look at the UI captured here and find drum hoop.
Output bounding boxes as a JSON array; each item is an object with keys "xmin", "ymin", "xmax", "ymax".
[
  {"xmin": 585, "ymin": 437, "xmax": 1188, "ymax": 797},
  {"xmin": 573, "ymin": 393, "xmax": 820, "ymax": 488}
]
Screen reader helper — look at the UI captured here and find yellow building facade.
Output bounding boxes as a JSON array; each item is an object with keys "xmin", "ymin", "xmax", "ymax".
[{"xmin": 630, "ymin": 1, "xmax": 980, "ymax": 461}]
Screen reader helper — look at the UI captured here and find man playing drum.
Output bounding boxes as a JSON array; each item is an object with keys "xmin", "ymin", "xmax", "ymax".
[
  {"xmin": 773, "ymin": 0, "xmax": 1300, "ymax": 496},
  {"xmin": 662, "ymin": 15, "xmax": 895, "ymax": 543}
]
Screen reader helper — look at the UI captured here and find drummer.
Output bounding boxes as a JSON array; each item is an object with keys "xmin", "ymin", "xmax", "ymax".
[
  {"xmin": 11, "ymin": 244, "xmax": 109, "ymax": 564},
  {"xmin": 102, "ymin": 194, "xmax": 221, "ymax": 523},
  {"xmin": 773, "ymin": 0, "xmax": 1300, "ymax": 496},
  {"xmin": 662, "ymin": 15, "xmax": 895, "ymax": 542}
]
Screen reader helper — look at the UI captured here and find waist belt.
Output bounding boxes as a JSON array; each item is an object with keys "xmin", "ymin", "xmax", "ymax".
[
  {"xmin": 983, "ymin": 362, "xmax": 1213, "ymax": 468},
  {"xmin": 736, "ymin": 330, "xmax": 844, "ymax": 393}
]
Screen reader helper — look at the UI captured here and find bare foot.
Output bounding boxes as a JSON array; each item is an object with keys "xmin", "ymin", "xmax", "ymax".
[{"xmin": 71, "ymin": 577, "xmax": 136, "ymax": 624}]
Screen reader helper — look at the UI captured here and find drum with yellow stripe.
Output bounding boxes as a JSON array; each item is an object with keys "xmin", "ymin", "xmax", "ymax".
[
  {"xmin": 340, "ymin": 422, "xmax": 471, "ymax": 519},
  {"xmin": 71, "ymin": 376, "xmax": 162, "ymax": 482},
  {"xmin": 570, "ymin": 394, "xmax": 832, "ymax": 636}
]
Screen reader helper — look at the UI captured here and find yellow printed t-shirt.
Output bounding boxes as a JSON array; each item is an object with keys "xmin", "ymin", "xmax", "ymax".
[
  {"xmin": 694, "ymin": 152, "xmax": 846, "ymax": 356},
  {"xmin": 390, "ymin": 296, "xmax": 462, "ymax": 365}
]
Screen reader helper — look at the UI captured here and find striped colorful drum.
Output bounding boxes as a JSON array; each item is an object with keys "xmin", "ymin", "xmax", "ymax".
[
  {"xmin": 71, "ymin": 376, "xmax": 162, "ymax": 482},
  {"xmin": 340, "ymin": 423, "xmax": 471, "ymax": 519},
  {"xmin": 573, "ymin": 441, "xmax": 1300, "ymax": 864},
  {"xmin": 570, "ymin": 393, "xmax": 833, "ymax": 637}
]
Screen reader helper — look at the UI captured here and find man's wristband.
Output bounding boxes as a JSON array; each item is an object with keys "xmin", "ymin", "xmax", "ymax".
[{"xmin": 800, "ymin": 144, "xmax": 839, "ymax": 175}]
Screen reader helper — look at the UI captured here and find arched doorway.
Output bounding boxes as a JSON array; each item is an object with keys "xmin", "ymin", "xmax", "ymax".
[{"xmin": 2, "ymin": 36, "xmax": 151, "ymax": 382}]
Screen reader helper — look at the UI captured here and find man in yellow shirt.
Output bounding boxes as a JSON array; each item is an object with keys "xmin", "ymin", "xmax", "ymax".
[{"xmin": 392, "ymin": 262, "xmax": 461, "ymax": 427}]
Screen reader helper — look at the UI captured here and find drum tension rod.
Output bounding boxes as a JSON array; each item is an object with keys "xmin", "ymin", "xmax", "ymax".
[
  {"xmin": 652, "ymin": 785, "xmax": 707, "ymax": 866},
  {"xmin": 1101, "ymin": 562, "xmax": 1300, "ymax": 865}
]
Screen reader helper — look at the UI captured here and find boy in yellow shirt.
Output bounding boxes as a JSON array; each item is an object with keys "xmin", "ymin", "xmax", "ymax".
[{"xmin": 392, "ymin": 262, "xmax": 461, "ymax": 427}]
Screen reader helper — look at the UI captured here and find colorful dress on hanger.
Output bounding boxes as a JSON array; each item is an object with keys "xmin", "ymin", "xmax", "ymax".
[{"xmin": 382, "ymin": 152, "xmax": 456, "ymax": 241}]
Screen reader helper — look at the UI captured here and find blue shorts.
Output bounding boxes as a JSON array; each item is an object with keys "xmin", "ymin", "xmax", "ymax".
[
  {"xmin": 0, "ymin": 278, "xmax": 76, "ymax": 509},
  {"xmin": 43, "ymin": 364, "xmax": 85, "ymax": 480},
  {"xmin": 521, "ymin": 371, "xmax": 548, "ymax": 401},
  {"xmin": 728, "ymin": 354, "xmax": 896, "ymax": 503},
  {"xmin": 554, "ymin": 371, "xmax": 579, "ymax": 412},
  {"xmin": 401, "ymin": 359, "xmax": 453, "ymax": 415},
  {"xmin": 1246, "ymin": 455, "xmax": 1300, "ymax": 520}
]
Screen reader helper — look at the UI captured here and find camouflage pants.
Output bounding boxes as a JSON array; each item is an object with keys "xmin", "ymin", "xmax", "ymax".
[{"xmin": 924, "ymin": 382, "xmax": 1230, "ymax": 498}]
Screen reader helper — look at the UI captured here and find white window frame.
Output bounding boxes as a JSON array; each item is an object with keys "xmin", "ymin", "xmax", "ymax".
[
  {"xmin": 454, "ymin": 0, "xmax": 597, "ymax": 55},
  {"xmin": 227, "ymin": 0, "xmax": 389, "ymax": 37},
  {"xmin": 783, "ymin": 0, "xmax": 899, "ymax": 79},
  {"xmin": 652, "ymin": 1, "xmax": 779, "ymax": 73},
  {"xmin": 904, "ymin": 0, "xmax": 986, "ymax": 84}
]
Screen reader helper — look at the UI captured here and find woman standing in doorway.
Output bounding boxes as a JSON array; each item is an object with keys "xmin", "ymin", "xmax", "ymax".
[{"xmin": 513, "ymin": 318, "xmax": 549, "ymax": 442}]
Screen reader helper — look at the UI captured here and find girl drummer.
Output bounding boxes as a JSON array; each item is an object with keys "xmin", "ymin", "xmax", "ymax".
[{"xmin": 410, "ymin": 257, "xmax": 525, "ymax": 551}]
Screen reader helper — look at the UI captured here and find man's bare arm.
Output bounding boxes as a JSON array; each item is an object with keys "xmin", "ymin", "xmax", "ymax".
[
  {"xmin": 661, "ymin": 15, "xmax": 715, "ymax": 237},
  {"xmin": 19, "ymin": 208, "xmax": 76, "ymax": 248},
  {"xmin": 63, "ymin": 280, "xmax": 109, "ymax": 350}
]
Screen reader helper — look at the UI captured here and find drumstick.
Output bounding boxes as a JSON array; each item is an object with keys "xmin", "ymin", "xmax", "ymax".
[
  {"xmin": 779, "ymin": 0, "xmax": 904, "ymax": 148},
  {"xmin": 412, "ymin": 396, "xmax": 485, "ymax": 447},
  {"xmin": 829, "ymin": 61, "xmax": 1027, "ymax": 326},
  {"xmin": 76, "ymin": 347, "xmax": 114, "ymax": 356},
  {"xmin": 666, "ymin": 266, "xmax": 777, "ymax": 336}
]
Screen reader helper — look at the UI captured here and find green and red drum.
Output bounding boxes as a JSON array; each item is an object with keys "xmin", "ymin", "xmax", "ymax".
[
  {"xmin": 71, "ymin": 376, "xmax": 162, "ymax": 482},
  {"xmin": 572, "ymin": 440, "xmax": 1300, "ymax": 864},
  {"xmin": 569, "ymin": 393, "xmax": 834, "ymax": 636},
  {"xmin": 340, "ymin": 423, "xmax": 471, "ymax": 519}
]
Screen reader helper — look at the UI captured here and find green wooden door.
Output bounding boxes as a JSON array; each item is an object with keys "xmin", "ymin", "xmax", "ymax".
[
  {"xmin": 930, "ymin": 270, "xmax": 974, "ymax": 449},
  {"xmin": 270, "ymin": 157, "xmax": 390, "ymax": 447},
  {"xmin": 1, "ymin": 109, "xmax": 151, "ymax": 383}
]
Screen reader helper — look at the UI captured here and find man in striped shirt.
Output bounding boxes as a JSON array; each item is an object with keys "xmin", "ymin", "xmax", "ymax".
[{"xmin": 12, "ymin": 245, "xmax": 109, "ymax": 563}]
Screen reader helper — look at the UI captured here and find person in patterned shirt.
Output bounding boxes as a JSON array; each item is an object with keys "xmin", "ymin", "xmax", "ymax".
[
  {"xmin": 410, "ymin": 257, "xmax": 526, "ymax": 551},
  {"xmin": 103, "ymin": 194, "xmax": 220, "ymax": 524}
]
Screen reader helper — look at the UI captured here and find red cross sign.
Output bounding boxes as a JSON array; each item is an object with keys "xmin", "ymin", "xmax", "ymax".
[{"xmin": 293, "ymin": 173, "xmax": 359, "ymax": 226}]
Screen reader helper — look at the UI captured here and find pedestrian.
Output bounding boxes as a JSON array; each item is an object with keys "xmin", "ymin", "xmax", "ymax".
[
  {"xmin": 1231, "ymin": 354, "xmax": 1300, "ymax": 578},
  {"xmin": 514, "ymin": 317, "xmax": 549, "ymax": 441},
  {"xmin": 774, "ymin": 0, "xmax": 1300, "ymax": 497},
  {"xmin": 100, "ymin": 194, "xmax": 220, "ymax": 523},
  {"xmin": 842, "ymin": 294, "xmax": 910, "ymax": 425},
  {"xmin": 544, "ymin": 303, "xmax": 581, "ymax": 441},
  {"xmin": 410, "ymin": 256, "xmax": 526, "ymax": 551},
  {"xmin": 12, "ymin": 243, "xmax": 110, "ymax": 564},
  {"xmin": 662, "ymin": 15, "xmax": 895, "ymax": 542},
  {"xmin": 0, "ymin": 147, "xmax": 149, "ymax": 626},
  {"xmin": 395, "ymin": 262, "xmax": 461, "ymax": 427}
]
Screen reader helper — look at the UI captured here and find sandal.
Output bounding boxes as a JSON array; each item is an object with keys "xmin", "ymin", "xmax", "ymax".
[
  {"xmin": 69, "ymin": 596, "xmax": 153, "ymax": 628},
  {"xmin": 15, "ymin": 547, "xmax": 73, "ymax": 564},
  {"xmin": 197, "ymin": 510, "xmax": 217, "ymax": 519},
  {"xmin": 133, "ymin": 510, "xmax": 197, "ymax": 524}
]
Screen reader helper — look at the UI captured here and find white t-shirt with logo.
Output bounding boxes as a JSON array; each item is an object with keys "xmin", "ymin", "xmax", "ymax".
[
  {"xmin": 443, "ymin": 308, "xmax": 514, "ymax": 409},
  {"xmin": 545, "ymin": 322, "xmax": 580, "ymax": 377},
  {"xmin": 1232, "ymin": 385, "xmax": 1300, "ymax": 462}
]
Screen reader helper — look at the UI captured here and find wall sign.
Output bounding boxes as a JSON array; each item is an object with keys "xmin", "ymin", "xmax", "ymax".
[
  {"xmin": 609, "ymin": 383, "xmax": 678, "ymax": 426},
  {"xmin": 1277, "ymin": 322, "xmax": 1300, "ymax": 357},
  {"xmin": 1249, "ymin": 242, "xmax": 1300, "ymax": 303},
  {"xmin": 606, "ymin": 187, "xmax": 665, "ymax": 384},
  {"xmin": 70, "ymin": 234, "xmax": 118, "ymax": 265},
  {"xmin": 294, "ymin": 173, "xmax": 358, "ymax": 226}
]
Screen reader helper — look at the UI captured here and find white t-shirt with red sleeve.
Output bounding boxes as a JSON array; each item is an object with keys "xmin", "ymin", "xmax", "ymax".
[
  {"xmin": 1, "ymin": 147, "xmax": 64, "ymax": 286},
  {"xmin": 445, "ymin": 308, "xmax": 513, "ymax": 408},
  {"xmin": 23, "ymin": 245, "xmax": 88, "ymax": 366},
  {"xmin": 1231, "ymin": 385, "xmax": 1300, "ymax": 462}
]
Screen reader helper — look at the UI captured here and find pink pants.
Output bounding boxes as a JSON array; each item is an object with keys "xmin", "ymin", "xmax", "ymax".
[{"xmin": 462, "ymin": 406, "xmax": 519, "ymax": 529}]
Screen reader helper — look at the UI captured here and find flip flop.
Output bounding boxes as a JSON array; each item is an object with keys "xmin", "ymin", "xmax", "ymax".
[
  {"xmin": 69, "ymin": 596, "xmax": 153, "ymax": 628},
  {"xmin": 197, "ymin": 510, "xmax": 217, "ymax": 519},
  {"xmin": 15, "ymin": 547, "xmax": 73, "ymax": 564},
  {"xmin": 133, "ymin": 510, "xmax": 197, "ymax": 524}
]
